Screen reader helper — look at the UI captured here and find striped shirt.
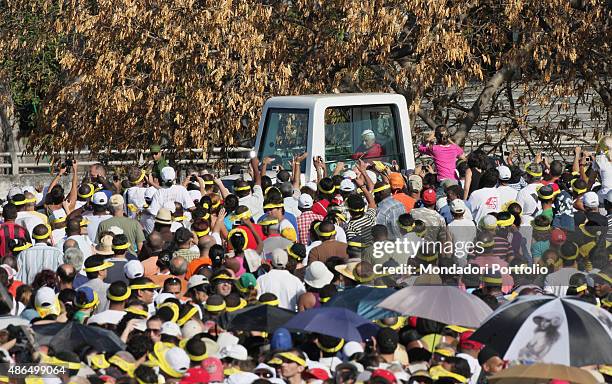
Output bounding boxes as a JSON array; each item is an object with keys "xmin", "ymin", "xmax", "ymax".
[
  {"xmin": 345, "ymin": 208, "xmax": 377, "ymax": 245},
  {"xmin": 16, "ymin": 243, "xmax": 63, "ymax": 285},
  {"xmin": 376, "ymin": 197, "xmax": 407, "ymax": 240}
]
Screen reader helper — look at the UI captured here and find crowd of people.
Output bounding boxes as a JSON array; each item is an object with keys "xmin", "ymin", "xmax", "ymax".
[{"xmin": 0, "ymin": 130, "xmax": 610, "ymax": 384}]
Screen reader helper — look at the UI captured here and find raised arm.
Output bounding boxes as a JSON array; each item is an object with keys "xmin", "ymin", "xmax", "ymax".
[
  {"xmin": 355, "ymin": 174, "xmax": 376, "ymax": 208},
  {"xmin": 213, "ymin": 177, "xmax": 230, "ymax": 199},
  {"xmin": 252, "ymin": 156, "xmax": 263, "ymax": 186},
  {"xmin": 356, "ymin": 160, "xmax": 374, "ymax": 192},
  {"xmin": 48, "ymin": 162, "xmax": 67, "ymax": 195},
  {"xmin": 292, "ymin": 152, "xmax": 308, "ymax": 190}
]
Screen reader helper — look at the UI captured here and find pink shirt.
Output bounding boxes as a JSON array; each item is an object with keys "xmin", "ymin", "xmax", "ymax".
[{"xmin": 418, "ymin": 143, "xmax": 463, "ymax": 181}]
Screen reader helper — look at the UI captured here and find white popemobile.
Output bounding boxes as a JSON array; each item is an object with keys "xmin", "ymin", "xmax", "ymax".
[{"xmin": 254, "ymin": 93, "xmax": 416, "ymax": 180}]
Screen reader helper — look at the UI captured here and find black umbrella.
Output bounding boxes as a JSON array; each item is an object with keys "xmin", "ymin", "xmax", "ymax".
[
  {"xmin": 472, "ymin": 295, "xmax": 612, "ymax": 366},
  {"xmin": 33, "ymin": 321, "xmax": 126, "ymax": 354},
  {"xmin": 219, "ymin": 304, "xmax": 296, "ymax": 333}
]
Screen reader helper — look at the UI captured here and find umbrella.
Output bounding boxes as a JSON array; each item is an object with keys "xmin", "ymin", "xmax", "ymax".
[
  {"xmin": 33, "ymin": 321, "xmax": 125, "ymax": 354},
  {"xmin": 472, "ymin": 295, "xmax": 612, "ymax": 366},
  {"xmin": 282, "ymin": 307, "xmax": 379, "ymax": 342},
  {"xmin": 377, "ymin": 285, "xmax": 492, "ymax": 328},
  {"xmin": 325, "ymin": 286, "xmax": 400, "ymax": 320},
  {"xmin": 219, "ymin": 304, "xmax": 296, "ymax": 333},
  {"xmin": 489, "ymin": 363, "xmax": 597, "ymax": 384}
]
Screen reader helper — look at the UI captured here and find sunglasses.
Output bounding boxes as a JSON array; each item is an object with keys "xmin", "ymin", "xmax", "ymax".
[
  {"xmin": 151, "ymin": 152, "xmax": 159, "ymax": 156},
  {"xmin": 146, "ymin": 328, "xmax": 161, "ymax": 334}
]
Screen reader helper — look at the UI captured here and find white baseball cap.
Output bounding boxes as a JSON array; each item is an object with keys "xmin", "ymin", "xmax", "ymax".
[
  {"xmin": 449, "ymin": 199, "xmax": 467, "ymax": 214},
  {"xmin": 343, "ymin": 170, "xmax": 357, "ymax": 180},
  {"xmin": 187, "ymin": 275, "xmax": 209, "ymax": 290},
  {"xmin": 35, "ymin": 287, "xmax": 56, "ymax": 308},
  {"xmin": 161, "ymin": 321, "xmax": 182, "ymax": 338},
  {"xmin": 154, "ymin": 292, "xmax": 175, "ymax": 307},
  {"xmin": 271, "ymin": 249, "xmax": 288, "ymax": 268},
  {"xmin": 92, "ymin": 192, "xmax": 108, "ymax": 206},
  {"xmin": 343, "ymin": 341, "xmax": 364, "ymax": 358},
  {"xmin": 497, "ymin": 165, "xmax": 512, "ymax": 181},
  {"xmin": 164, "ymin": 347, "xmax": 190, "ymax": 376},
  {"xmin": 340, "ymin": 179, "xmax": 356, "ymax": 193},
  {"xmin": 124, "ymin": 260, "xmax": 144, "ymax": 279},
  {"xmin": 160, "ymin": 167, "xmax": 176, "ymax": 182},
  {"xmin": 582, "ymin": 191, "xmax": 599, "ymax": 208},
  {"xmin": 298, "ymin": 194, "xmax": 314, "ymax": 209},
  {"xmin": 219, "ymin": 344, "xmax": 248, "ymax": 361}
]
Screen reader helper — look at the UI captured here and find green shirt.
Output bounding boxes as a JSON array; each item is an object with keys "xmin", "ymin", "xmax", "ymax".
[
  {"xmin": 96, "ymin": 216, "xmax": 145, "ymax": 254},
  {"xmin": 540, "ymin": 208, "xmax": 554, "ymax": 221},
  {"xmin": 153, "ymin": 157, "xmax": 168, "ymax": 181}
]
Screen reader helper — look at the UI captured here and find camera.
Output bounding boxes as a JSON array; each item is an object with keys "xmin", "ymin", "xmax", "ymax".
[{"xmin": 190, "ymin": 175, "xmax": 198, "ymax": 182}]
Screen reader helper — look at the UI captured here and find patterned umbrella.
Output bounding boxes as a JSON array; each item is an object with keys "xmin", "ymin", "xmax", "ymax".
[{"xmin": 472, "ymin": 295, "xmax": 612, "ymax": 366}]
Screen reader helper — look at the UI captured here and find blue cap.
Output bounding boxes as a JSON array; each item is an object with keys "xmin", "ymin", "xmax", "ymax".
[
  {"xmin": 75, "ymin": 286, "xmax": 97, "ymax": 308},
  {"xmin": 271, "ymin": 328, "xmax": 293, "ymax": 351}
]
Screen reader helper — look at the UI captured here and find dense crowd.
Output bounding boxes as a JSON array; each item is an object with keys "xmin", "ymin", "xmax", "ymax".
[{"xmin": 0, "ymin": 131, "xmax": 610, "ymax": 384}]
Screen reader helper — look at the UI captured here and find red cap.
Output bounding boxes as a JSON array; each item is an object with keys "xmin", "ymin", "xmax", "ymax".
[
  {"xmin": 181, "ymin": 367, "xmax": 210, "ymax": 384},
  {"xmin": 459, "ymin": 331, "xmax": 484, "ymax": 351},
  {"xmin": 549, "ymin": 381, "xmax": 570, "ymax": 384},
  {"xmin": 422, "ymin": 188, "xmax": 437, "ymax": 205},
  {"xmin": 303, "ymin": 368, "xmax": 331, "ymax": 381},
  {"xmin": 550, "ymin": 228, "xmax": 567, "ymax": 246},
  {"xmin": 371, "ymin": 369, "xmax": 397, "ymax": 384}
]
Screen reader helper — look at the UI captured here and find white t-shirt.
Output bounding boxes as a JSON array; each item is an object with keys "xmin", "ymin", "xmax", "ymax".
[
  {"xmin": 83, "ymin": 214, "xmax": 112, "ymax": 243},
  {"xmin": 456, "ymin": 353, "xmax": 481, "ymax": 384},
  {"xmin": 51, "ymin": 228, "xmax": 66, "ymax": 247},
  {"xmin": 15, "ymin": 212, "xmax": 45, "ymax": 238},
  {"xmin": 468, "ymin": 187, "xmax": 501, "ymax": 224},
  {"xmin": 593, "ymin": 153, "xmax": 612, "ymax": 195},
  {"xmin": 497, "ymin": 185, "xmax": 518, "ymax": 208},
  {"xmin": 56, "ymin": 234, "xmax": 95, "ymax": 259},
  {"xmin": 124, "ymin": 186, "xmax": 147, "ymax": 218},
  {"xmin": 148, "ymin": 185, "xmax": 195, "ymax": 216},
  {"xmin": 516, "ymin": 183, "xmax": 542, "ymax": 216},
  {"xmin": 283, "ymin": 196, "xmax": 301, "ymax": 219},
  {"xmin": 257, "ymin": 269, "xmax": 305, "ymax": 311},
  {"xmin": 448, "ymin": 218, "xmax": 477, "ymax": 266}
]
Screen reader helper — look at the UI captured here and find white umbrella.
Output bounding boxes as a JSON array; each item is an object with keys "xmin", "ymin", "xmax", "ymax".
[{"xmin": 377, "ymin": 285, "xmax": 492, "ymax": 328}]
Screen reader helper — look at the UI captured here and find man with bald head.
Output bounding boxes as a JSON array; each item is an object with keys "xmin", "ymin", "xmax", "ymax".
[
  {"xmin": 197, "ymin": 235, "xmax": 216, "ymax": 260},
  {"xmin": 56, "ymin": 218, "xmax": 95, "ymax": 259},
  {"xmin": 140, "ymin": 232, "xmax": 163, "ymax": 277},
  {"xmin": 169, "ymin": 256, "xmax": 188, "ymax": 279},
  {"xmin": 57, "ymin": 264, "xmax": 76, "ymax": 290}
]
